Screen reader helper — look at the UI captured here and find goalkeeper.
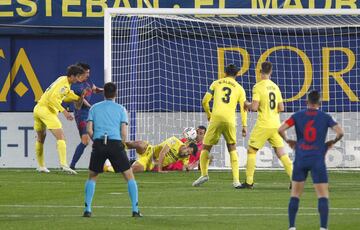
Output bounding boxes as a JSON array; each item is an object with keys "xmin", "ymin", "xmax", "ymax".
[
  {"xmin": 33, "ymin": 65, "xmax": 86, "ymax": 174},
  {"xmin": 165, "ymin": 125, "xmax": 207, "ymax": 171},
  {"xmin": 127, "ymin": 137, "xmax": 198, "ymax": 173}
]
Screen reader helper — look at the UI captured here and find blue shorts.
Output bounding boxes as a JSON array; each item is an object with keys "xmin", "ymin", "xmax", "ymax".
[
  {"xmin": 292, "ymin": 157, "xmax": 328, "ymax": 184},
  {"xmin": 75, "ymin": 109, "xmax": 89, "ymax": 136}
]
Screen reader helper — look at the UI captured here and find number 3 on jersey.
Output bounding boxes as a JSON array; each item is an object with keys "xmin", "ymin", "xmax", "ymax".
[{"xmin": 222, "ymin": 87, "xmax": 232, "ymax": 104}]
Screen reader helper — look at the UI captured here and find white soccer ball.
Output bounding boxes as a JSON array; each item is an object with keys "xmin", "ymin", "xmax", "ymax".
[{"xmin": 183, "ymin": 127, "xmax": 197, "ymax": 141}]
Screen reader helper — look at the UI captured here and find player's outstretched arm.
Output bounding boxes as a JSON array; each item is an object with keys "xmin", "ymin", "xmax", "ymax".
[
  {"xmin": 238, "ymin": 88, "xmax": 248, "ymax": 137},
  {"xmin": 202, "ymin": 92, "xmax": 212, "ymax": 121},
  {"xmin": 66, "ymin": 90, "xmax": 81, "ymax": 102},
  {"xmin": 92, "ymin": 85, "xmax": 104, "ymax": 94},
  {"xmin": 240, "ymin": 107, "xmax": 247, "ymax": 137},
  {"xmin": 326, "ymin": 124, "xmax": 344, "ymax": 149}
]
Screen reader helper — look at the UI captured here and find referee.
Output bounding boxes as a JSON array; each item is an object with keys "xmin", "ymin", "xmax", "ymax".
[{"xmin": 83, "ymin": 82, "xmax": 141, "ymax": 217}]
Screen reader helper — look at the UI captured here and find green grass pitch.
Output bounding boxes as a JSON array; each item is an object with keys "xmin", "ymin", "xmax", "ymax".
[{"xmin": 0, "ymin": 169, "xmax": 359, "ymax": 229}]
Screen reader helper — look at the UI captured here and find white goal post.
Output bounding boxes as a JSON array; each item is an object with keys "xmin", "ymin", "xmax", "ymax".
[{"xmin": 104, "ymin": 8, "xmax": 360, "ymax": 169}]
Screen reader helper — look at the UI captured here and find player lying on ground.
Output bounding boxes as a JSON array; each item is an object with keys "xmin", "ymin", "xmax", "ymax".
[
  {"xmin": 127, "ymin": 137, "xmax": 198, "ymax": 173},
  {"xmin": 278, "ymin": 90, "xmax": 344, "ymax": 230},
  {"xmin": 165, "ymin": 126, "xmax": 207, "ymax": 171}
]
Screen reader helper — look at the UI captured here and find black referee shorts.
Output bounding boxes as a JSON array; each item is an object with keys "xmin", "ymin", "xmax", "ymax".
[{"xmin": 89, "ymin": 139, "xmax": 131, "ymax": 173}]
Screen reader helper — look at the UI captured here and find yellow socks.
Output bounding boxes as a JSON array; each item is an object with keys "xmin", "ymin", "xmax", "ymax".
[
  {"xmin": 280, "ymin": 155, "xmax": 293, "ymax": 179},
  {"xmin": 200, "ymin": 150, "xmax": 210, "ymax": 177},
  {"xmin": 229, "ymin": 150, "xmax": 240, "ymax": 183},
  {"xmin": 246, "ymin": 148, "xmax": 257, "ymax": 184},
  {"xmin": 57, "ymin": 140, "xmax": 67, "ymax": 166},
  {"xmin": 35, "ymin": 141, "xmax": 45, "ymax": 167}
]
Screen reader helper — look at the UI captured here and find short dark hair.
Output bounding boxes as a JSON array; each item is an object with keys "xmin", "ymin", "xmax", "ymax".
[
  {"xmin": 67, "ymin": 65, "xmax": 84, "ymax": 77},
  {"xmin": 197, "ymin": 125, "xmax": 207, "ymax": 132},
  {"xmin": 104, "ymin": 82, "xmax": 117, "ymax": 99},
  {"xmin": 307, "ymin": 90, "xmax": 321, "ymax": 105},
  {"xmin": 188, "ymin": 142, "xmax": 198, "ymax": 156},
  {"xmin": 76, "ymin": 62, "xmax": 91, "ymax": 70},
  {"xmin": 225, "ymin": 64, "xmax": 240, "ymax": 76},
  {"xmin": 261, "ymin": 61, "xmax": 272, "ymax": 75}
]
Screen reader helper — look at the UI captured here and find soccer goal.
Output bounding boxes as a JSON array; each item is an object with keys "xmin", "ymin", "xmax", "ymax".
[{"xmin": 104, "ymin": 8, "xmax": 360, "ymax": 169}]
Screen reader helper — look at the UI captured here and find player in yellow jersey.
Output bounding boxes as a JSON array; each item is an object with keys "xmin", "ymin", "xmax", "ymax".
[
  {"xmin": 127, "ymin": 137, "xmax": 198, "ymax": 173},
  {"xmin": 192, "ymin": 64, "xmax": 248, "ymax": 189},
  {"xmin": 33, "ymin": 65, "xmax": 86, "ymax": 174},
  {"xmin": 239, "ymin": 61, "xmax": 293, "ymax": 189}
]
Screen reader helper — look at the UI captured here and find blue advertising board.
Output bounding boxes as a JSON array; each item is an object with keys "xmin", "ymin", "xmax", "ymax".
[{"xmin": 0, "ymin": 36, "xmax": 104, "ymax": 111}]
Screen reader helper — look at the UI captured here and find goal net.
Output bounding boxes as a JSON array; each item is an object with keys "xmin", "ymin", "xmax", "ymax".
[{"xmin": 104, "ymin": 9, "xmax": 360, "ymax": 169}]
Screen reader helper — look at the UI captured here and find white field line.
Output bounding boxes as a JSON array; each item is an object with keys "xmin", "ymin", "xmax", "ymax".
[
  {"xmin": 0, "ymin": 204, "xmax": 359, "ymax": 211},
  {"xmin": 1, "ymin": 169, "xmax": 360, "ymax": 172},
  {"xmin": 0, "ymin": 180, "xmax": 359, "ymax": 186},
  {"xmin": 1, "ymin": 213, "xmax": 360, "ymax": 218}
]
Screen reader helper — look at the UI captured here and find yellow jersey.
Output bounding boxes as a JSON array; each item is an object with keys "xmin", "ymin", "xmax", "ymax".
[
  {"xmin": 205, "ymin": 77, "xmax": 247, "ymax": 126},
  {"xmin": 153, "ymin": 136, "xmax": 188, "ymax": 167},
  {"xmin": 252, "ymin": 79, "xmax": 283, "ymax": 128},
  {"xmin": 37, "ymin": 76, "xmax": 79, "ymax": 113}
]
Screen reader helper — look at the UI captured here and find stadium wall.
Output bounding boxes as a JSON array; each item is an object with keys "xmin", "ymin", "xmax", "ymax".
[{"xmin": 0, "ymin": 112, "xmax": 359, "ymax": 168}]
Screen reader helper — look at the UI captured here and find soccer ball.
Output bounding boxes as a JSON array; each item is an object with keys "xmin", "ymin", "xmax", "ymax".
[{"xmin": 183, "ymin": 127, "xmax": 197, "ymax": 141}]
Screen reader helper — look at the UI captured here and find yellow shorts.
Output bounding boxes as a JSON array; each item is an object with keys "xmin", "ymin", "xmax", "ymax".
[
  {"xmin": 203, "ymin": 121, "xmax": 237, "ymax": 145},
  {"xmin": 136, "ymin": 144, "xmax": 155, "ymax": 171},
  {"xmin": 33, "ymin": 104, "xmax": 62, "ymax": 131},
  {"xmin": 248, "ymin": 126, "xmax": 284, "ymax": 149}
]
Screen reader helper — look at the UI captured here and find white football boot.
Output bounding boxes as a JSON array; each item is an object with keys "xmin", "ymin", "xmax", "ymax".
[
  {"xmin": 37, "ymin": 167, "xmax": 50, "ymax": 173},
  {"xmin": 192, "ymin": 175, "xmax": 209, "ymax": 187},
  {"xmin": 60, "ymin": 165, "xmax": 78, "ymax": 175}
]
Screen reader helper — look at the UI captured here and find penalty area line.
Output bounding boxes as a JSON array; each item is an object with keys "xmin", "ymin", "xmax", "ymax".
[
  {"xmin": 1, "ymin": 213, "xmax": 360, "ymax": 218},
  {"xmin": 0, "ymin": 204, "xmax": 359, "ymax": 211}
]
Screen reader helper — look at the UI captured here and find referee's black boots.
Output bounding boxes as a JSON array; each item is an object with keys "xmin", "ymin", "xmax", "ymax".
[
  {"xmin": 132, "ymin": 211, "xmax": 143, "ymax": 217},
  {"xmin": 83, "ymin": 211, "xmax": 92, "ymax": 217}
]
